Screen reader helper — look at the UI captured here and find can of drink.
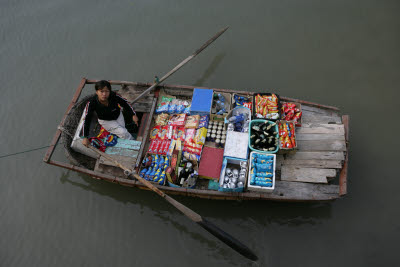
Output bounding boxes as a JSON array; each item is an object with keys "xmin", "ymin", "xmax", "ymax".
[
  {"xmin": 211, "ymin": 129, "xmax": 216, "ymax": 135},
  {"xmin": 206, "ymin": 132, "xmax": 211, "ymax": 141},
  {"xmin": 215, "ymin": 138, "xmax": 221, "ymax": 148},
  {"xmin": 220, "ymin": 139, "xmax": 225, "ymax": 148},
  {"xmin": 221, "ymin": 134, "xmax": 226, "ymax": 140},
  {"xmin": 216, "ymin": 134, "xmax": 221, "ymax": 140},
  {"xmin": 216, "ymin": 130, "xmax": 222, "ymax": 135},
  {"xmin": 210, "ymin": 134, "xmax": 216, "ymax": 142}
]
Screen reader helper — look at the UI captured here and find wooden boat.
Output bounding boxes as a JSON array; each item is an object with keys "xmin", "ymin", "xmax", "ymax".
[{"xmin": 43, "ymin": 78, "xmax": 349, "ymax": 202}]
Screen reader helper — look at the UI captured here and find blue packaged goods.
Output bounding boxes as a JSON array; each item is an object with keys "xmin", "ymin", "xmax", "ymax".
[
  {"xmin": 156, "ymin": 96, "xmax": 174, "ymax": 114},
  {"xmin": 255, "ymin": 172, "xmax": 273, "ymax": 178},
  {"xmin": 254, "ymin": 163, "xmax": 273, "ymax": 171},
  {"xmin": 198, "ymin": 115, "xmax": 209, "ymax": 128},
  {"xmin": 248, "ymin": 152, "xmax": 276, "ymax": 190},
  {"xmin": 190, "ymin": 88, "xmax": 213, "ymax": 116}
]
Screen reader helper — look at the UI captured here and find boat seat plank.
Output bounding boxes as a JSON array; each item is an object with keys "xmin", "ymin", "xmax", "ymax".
[
  {"xmin": 279, "ymin": 159, "xmax": 342, "ymax": 169},
  {"xmin": 297, "ymin": 124, "xmax": 345, "ymax": 134},
  {"xmin": 281, "ymin": 166, "xmax": 336, "ymax": 183},
  {"xmin": 302, "ymin": 112, "xmax": 342, "ymax": 124},
  {"xmin": 301, "ymin": 104, "xmax": 341, "ymax": 116},
  {"xmin": 296, "ymin": 133, "xmax": 345, "ymax": 141},
  {"xmin": 296, "ymin": 140, "xmax": 346, "ymax": 151},
  {"xmin": 285, "ymin": 151, "xmax": 345, "ymax": 160},
  {"xmin": 269, "ymin": 181, "xmax": 340, "ymax": 200}
]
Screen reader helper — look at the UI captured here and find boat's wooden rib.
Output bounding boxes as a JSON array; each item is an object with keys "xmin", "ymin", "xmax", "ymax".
[{"xmin": 45, "ymin": 79, "xmax": 350, "ymax": 202}]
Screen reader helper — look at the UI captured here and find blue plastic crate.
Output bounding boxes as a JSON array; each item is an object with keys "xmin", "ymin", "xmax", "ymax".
[{"xmin": 190, "ymin": 88, "xmax": 213, "ymax": 116}]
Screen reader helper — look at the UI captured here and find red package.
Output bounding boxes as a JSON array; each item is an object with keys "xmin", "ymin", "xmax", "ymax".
[
  {"xmin": 286, "ymin": 110, "xmax": 295, "ymax": 121},
  {"xmin": 162, "ymin": 140, "xmax": 170, "ymax": 155},
  {"xmin": 148, "ymin": 139, "xmax": 161, "ymax": 153},
  {"xmin": 243, "ymin": 102, "xmax": 252, "ymax": 110},
  {"xmin": 150, "ymin": 126, "xmax": 161, "ymax": 140},
  {"xmin": 185, "ymin": 128, "xmax": 196, "ymax": 143},
  {"xmin": 174, "ymin": 127, "xmax": 185, "ymax": 141},
  {"xmin": 158, "ymin": 125, "xmax": 168, "ymax": 140},
  {"xmin": 169, "ymin": 114, "xmax": 187, "ymax": 127}
]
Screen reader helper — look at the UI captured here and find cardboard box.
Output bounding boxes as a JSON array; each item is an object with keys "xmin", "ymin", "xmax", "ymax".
[
  {"xmin": 223, "ymin": 131, "xmax": 249, "ymax": 159},
  {"xmin": 212, "ymin": 91, "xmax": 231, "ymax": 117},
  {"xmin": 231, "ymin": 93, "xmax": 253, "ymax": 110},
  {"xmin": 190, "ymin": 88, "xmax": 213, "ymax": 116},
  {"xmin": 198, "ymin": 146, "xmax": 224, "ymax": 180}
]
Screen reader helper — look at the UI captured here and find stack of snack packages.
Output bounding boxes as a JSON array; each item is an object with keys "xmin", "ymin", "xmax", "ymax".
[
  {"xmin": 250, "ymin": 154, "xmax": 274, "ymax": 188},
  {"xmin": 278, "ymin": 121, "xmax": 296, "ymax": 149},
  {"xmin": 281, "ymin": 102, "xmax": 302, "ymax": 125},
  {"xmin": 255, "ymin": 94, "xmax": 279, "ymax": 119},
  {"xmin": 145, "ymin": 95, "xmax": 210, "ymax": 184}
]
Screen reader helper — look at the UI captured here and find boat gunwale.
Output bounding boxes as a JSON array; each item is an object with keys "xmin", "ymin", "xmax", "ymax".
[{"xmin": 44, "ymin": 78, "xmax": 347, "ymax": 202}]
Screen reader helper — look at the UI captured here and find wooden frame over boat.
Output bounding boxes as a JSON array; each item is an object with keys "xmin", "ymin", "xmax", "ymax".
[{"xmin": 43, "ymin": 78, "xmax": 349, "ymax": 202}]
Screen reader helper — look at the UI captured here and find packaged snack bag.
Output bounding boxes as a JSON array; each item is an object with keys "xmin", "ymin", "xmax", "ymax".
[
  {"xmin": 156, "ymin": 96, "xmax": 174, "ymax": 114},
  {"xmin": 169, "ymin": 114, "xmax": 187, "ymax": 127},
  {"xmin": 185, "ymin": 115, "xmax": 200, "ymax": 128}
]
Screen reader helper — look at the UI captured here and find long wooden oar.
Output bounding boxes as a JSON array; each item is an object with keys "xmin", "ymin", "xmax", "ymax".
[
  {"xmin": 132, "ymin": 26, "xmax": 229, "ymax": 103},
  {"xmin": 87, "ymin": 146, "xmax": 258, "ymax": 261}
]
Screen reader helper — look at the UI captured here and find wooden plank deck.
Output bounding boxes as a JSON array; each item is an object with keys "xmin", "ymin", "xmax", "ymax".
[{"xmin": 273, "ymin": 106, "xmax": 345, "ymax": 191}]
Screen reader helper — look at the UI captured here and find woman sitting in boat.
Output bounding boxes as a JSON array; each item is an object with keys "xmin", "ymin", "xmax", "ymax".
[{"xmin": 82, "ymin": 80, "xmax": 139, "ymax": 147}]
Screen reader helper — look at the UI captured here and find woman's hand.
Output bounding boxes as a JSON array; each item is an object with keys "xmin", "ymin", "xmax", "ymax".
[
  {"xmin": 132, "ymin": 115, "xmax": 139, "ymax": 125},
  {"xmin": 82, "ymin": 138, "xmax": 90, "ymax": 147}
]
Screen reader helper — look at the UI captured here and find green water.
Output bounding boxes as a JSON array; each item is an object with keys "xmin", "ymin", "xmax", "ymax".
[{"xmin": 1, "ymin": 0, "xmax": 399, "ymax": 266}]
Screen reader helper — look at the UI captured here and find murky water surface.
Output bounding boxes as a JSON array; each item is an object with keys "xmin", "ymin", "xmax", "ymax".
[{"xmin": 1, "ymin": 0, "xmax": 399, "ymax": 266}]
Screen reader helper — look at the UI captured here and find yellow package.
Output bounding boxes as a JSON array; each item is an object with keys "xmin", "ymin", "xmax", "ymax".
[{"xmin": 194, "ymin": 127, "xmax": 207, "ymax": 145}]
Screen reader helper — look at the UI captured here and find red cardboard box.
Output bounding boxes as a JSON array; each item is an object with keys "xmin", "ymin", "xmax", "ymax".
[{"xmin": 198, "ymin": 146, "xmax": 224, "ymax": 180}]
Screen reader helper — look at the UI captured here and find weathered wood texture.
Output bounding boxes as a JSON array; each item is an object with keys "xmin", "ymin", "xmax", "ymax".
[
  {"xmin": 135, "ymin": 98, "xmax": 157, "ymax": 167},
  {"xmin": 117, "ymin": 85, "xmax": 155, "ymax": 112},
  {"xmin": 285, "ymin": 151, "xmax": 345, "ymax": 160},
  {"xmin": 296, "ymin": 140, "xmax": 346, "ymax": 151},
  {"xmin": 296, "ymin": 133, "xmax": 345, "ymax": 141},
  {"xmin": 99, "ymin": 155, "xmax": 137, "ymax": 168},
  {"xmin": 296, "ymin": 124, "xmax": 344, "ymax": 134},
  {"xmin": 339, "ymin": 115, "xmax": 350, "ymax": 196},
  {"xmin": 281, "ymin": 166, "xmax": 336, "ymax": 183},
  {"xmin": 268, "ymin": 181, "xmax": 339, "ymax": 200}
]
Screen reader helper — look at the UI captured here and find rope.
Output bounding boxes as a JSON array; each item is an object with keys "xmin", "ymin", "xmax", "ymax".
[{"xmin": 0, "ymin": 139, "xmax": 73, "ymax": 159}]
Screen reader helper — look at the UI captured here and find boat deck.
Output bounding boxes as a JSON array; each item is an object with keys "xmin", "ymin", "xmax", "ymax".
[{"xmin": 44, "ymin": 78, "xmax": 349, "ymax": 202}]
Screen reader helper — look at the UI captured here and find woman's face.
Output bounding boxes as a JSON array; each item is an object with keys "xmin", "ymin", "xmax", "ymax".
[{"xmin": 96, "ymin": 87, "xmax": 110, "ymax": 102}]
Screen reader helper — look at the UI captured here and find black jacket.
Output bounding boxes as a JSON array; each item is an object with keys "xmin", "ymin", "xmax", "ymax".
[{"xmin": 82, "ymin": 92, "xmax": 135, "ymax": 137}]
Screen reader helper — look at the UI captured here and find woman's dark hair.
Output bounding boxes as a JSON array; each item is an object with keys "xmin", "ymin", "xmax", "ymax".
[{"xmin": 95, "ymin": 80, "xmax": 112, "ymax": 91}]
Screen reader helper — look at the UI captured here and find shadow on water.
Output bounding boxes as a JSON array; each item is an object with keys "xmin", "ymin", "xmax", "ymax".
[{"xmin": 194, "ymin": 53, "xmax": 226, "ymax": 86}]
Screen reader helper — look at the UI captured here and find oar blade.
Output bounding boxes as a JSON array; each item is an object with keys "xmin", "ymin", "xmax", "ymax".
[{"xmin": 197, "ymin": 218, "xmax": 258, "ymax": 261}]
